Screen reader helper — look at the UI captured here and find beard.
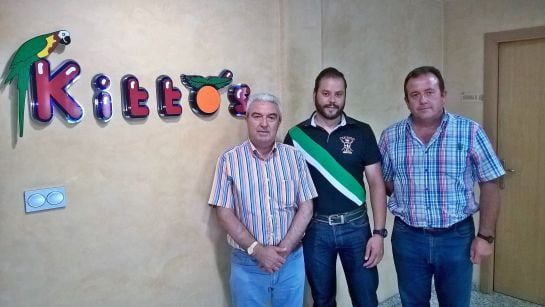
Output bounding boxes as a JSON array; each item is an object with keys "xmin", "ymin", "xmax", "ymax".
[{"xmin": 314, "ymin": 97, "xmax": 345, "ymax": 120}]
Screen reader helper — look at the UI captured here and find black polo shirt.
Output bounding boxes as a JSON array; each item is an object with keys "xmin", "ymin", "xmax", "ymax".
[{"xmin": 284, "ymin": 113, "xmax": 381, "ymax": 215}]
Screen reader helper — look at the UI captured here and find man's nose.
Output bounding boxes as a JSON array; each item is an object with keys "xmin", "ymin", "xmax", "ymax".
[{"xmin": 419, "ymin": 93, "xmax": 427, "ymax": 103}]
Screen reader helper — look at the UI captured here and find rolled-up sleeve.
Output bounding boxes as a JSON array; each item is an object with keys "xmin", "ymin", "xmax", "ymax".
[{"xmin": 208, "ymin": 155, "xmax": 234, "ymax": 208}]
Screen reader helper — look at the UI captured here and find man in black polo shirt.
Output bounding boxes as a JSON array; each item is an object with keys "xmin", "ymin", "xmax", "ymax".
[{"xmin": 284, "ymin": 67, "xmax": 387, "ymax": 307}]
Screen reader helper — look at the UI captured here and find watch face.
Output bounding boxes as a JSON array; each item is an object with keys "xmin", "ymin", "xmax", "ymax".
[{"xmin": 247, "ymin": 241, "xmax": 259, "ymax": 255}]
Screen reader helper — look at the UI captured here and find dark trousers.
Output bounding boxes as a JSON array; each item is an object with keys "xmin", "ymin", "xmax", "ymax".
[
  {"xmin": 392, "ymin": 216, "xmax": 474, "ymax": 307},
  {"xmin": 303, "ymin": 215, "xmax": 378, "ymax": 307}
]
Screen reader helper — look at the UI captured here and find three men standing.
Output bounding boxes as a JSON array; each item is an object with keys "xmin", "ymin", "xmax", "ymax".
[{"xmin": 210, "ymin": 66, "xmax": 503, "ymax": 307}]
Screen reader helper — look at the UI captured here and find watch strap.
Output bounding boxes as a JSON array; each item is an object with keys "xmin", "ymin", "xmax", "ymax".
[
  {"xmin": 477, "ymin": 233, "xmax": 495, "ymax": 243},
  {"xmin": 247, "ymin": 241, "xmax": 259, "ymax": 255},
  {"xmin": 373, "ymin": 228, "xmax": 388, "ymax": 238}
]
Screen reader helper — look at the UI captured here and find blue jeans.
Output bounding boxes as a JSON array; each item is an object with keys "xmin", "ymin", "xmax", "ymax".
[
  {"xmin": 303, "ymin": 215, "xmax": 378, "ymax": 307},
  {"xmin": 392, "ymin": 216, "xmax": 474, "ymax": 307},
  {"xmin": 229, "ymin": 246, "xmax": 305, "ymax": 307}
]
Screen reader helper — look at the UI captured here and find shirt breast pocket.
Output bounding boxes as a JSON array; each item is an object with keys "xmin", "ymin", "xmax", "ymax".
[
  {"xmin": 275, "ymin": 179, "xmax": 297, "ymax": 210},
  {"xmin": 441, "ymin": 146, "xmax": 468, "ymax": 185}
]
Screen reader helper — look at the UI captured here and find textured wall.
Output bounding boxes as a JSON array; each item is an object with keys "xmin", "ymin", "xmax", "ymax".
[
  {"xmin": 319, "ymin": 1, "xmax": 443, "ymax": 305},
  {"xmin": 444, "ymin": 0, "xmax": 545, "ymax": 121},
  {"xmin": 0, "ymin": 1, "xmax": 281, "ymax": 306},
  {"xmin": 0, "ymin": 0, "xmax": 469, "ymax": 306},
  {"xmin": 443, "ymin": 0, "xmax": 545, "ymax": 285}
]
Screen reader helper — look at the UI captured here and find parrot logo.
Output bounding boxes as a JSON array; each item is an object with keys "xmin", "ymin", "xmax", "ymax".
[{"xmin": 4, "ymin": 30, "xmax": 71, "ymax": 137}]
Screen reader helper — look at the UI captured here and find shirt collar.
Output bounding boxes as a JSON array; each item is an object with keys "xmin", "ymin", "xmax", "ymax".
[
  {"xmin": 405, "ymin": 110, "xmax": 450, "ymax": 147},
  {"xmin": 309, "ymin": 112, "xmax": 347, "ymax": 130},
  {"xmin": 248, "ymin": 140, "xmax": 277, "ymax": 160}
]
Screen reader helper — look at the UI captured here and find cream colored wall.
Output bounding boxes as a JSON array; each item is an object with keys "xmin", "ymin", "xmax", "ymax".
[
  {"xmin": 443, "ymin": 0, "xmax": 545, "ymax": 285},
  {"xmin": 444, "ymin": 0, "xmax": 545, "ymax": 121},
  {"xmin": 0, "ymin": 1, "xmax": 281, "ymax": 306},
  {"xmin": 0, "ymin": 0, "xmax": 447, "ymax": 306},
  {"xmin": 315, "ymin": 1, "xmax": 444, "ymax": 305}
]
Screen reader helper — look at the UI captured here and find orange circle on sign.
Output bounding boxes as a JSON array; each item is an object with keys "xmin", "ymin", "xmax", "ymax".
[{"xmin": 196, "ymin": 85, "xmax": 221, "ymax": 114}]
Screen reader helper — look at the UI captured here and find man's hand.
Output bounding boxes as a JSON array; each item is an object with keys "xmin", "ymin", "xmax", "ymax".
[
  {"xmin": 277, "ymin": 241, "xmax": 295, "ymax": 259},
  {"xmin": 253, "ymin": 244, "xmax": 287, "ymax": 273},
  {"xmin": 363, "ymin": 235, "xmax": 384, "ymax": 268},
  {"xmin": 276, "ymin": 199, "xmax": 313, "ymax": 259},
  {"xmin": 470, "ymin": 236, "xmax": 493, "ymax": 264}
]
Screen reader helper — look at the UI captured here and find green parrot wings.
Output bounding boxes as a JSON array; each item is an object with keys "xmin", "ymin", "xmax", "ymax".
[
  {"xmin": 181, "ymin": 75, "xmax": 232, "ymax": 90},
  {"xmin": 4, "ymin": 30, "xmax": 71, "ymax": 137}
]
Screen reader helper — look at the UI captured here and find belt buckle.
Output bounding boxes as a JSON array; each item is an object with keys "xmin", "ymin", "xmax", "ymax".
[{"xmin": 328, "ymin": 214, "xmax": 345, "ymax": 225}]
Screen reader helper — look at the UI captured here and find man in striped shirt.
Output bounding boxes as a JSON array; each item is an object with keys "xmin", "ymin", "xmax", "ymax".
[
  {"xmin": 209, "ymin": 93, "xmax": 317, "ymax": 307},
  {"xmin": 379, "ymin": 66, "xmax": 505, "ymax": 307}
]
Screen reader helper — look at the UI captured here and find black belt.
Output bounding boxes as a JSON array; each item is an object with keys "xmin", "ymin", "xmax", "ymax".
[
  {"xmin": 396, "ymin": 216, "xmax": 472, "ymax": 233},
  {"xmin": 314, "ymin": 206, "xmax": 366, "ymax": 225}
]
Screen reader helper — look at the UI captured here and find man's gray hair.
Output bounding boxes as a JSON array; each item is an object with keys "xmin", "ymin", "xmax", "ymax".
[{"xmin": 246, "ymin": 93, "xmax": 282, "ymax": 118}]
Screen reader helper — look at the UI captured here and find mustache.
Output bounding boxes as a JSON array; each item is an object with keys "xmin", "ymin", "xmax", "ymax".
[{"xmin": 324, "ymin": 104, "xmax": 339, "ymax": 109}]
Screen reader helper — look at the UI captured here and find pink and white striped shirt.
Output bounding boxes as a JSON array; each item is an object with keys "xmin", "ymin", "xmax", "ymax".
[{"xmin": 209, "ymin": 140, "xmax": 317, "ymax": 249}]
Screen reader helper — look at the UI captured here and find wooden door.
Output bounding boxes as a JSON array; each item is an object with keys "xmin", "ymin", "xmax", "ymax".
[{"xmin": 494, "ymin": 37, "xmax": 545, "ymax": 305}]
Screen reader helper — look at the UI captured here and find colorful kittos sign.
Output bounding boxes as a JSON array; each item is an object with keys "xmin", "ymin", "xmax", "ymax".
[{"xmin": 4, "ymin": 30, "xmax": 251, "ymax": 138}]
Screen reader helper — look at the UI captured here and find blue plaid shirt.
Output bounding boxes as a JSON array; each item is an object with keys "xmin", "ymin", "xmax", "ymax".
[{"xmin": 379, "ymin": 112, "xmax": 505, "ymax": 228}]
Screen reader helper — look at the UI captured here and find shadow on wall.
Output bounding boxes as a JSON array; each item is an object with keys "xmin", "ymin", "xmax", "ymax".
[{"xmin": 205, "ymin": 207, "xmax": 231, "ymax": 305}]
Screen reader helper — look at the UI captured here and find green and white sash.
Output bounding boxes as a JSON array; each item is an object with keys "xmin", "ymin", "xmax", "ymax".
[{"xmin": 288, "ymin": 126, "xmax": 365, "ymax": 206}]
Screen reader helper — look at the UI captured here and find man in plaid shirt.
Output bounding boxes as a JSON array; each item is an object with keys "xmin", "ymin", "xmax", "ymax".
[{"xmin": 379, "ymin": 66, "xmax": 505, "ymax": 307}]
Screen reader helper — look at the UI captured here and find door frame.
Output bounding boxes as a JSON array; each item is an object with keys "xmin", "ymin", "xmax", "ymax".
[{"xmin": 481, "ymin": 25, "xmax": 545, "ymax": 294}]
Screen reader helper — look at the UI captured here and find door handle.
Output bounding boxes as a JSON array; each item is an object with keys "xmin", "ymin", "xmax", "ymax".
[
  {"xmin": 499, "ymin": 159, "xmax": 515, "ymax": 189},
  {"xmin": 501, "ymin": 159, "xmax": 516, "ymax": 174}
]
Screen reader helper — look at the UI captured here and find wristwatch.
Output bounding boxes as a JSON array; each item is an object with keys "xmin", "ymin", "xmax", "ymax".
[
  {"xmin": 247, "ymin": 241, "xmax": 259, "ymax": 255},
  {"xmin": 373, "ymin": 229, "xmax": 388, "ymax": 238},
  {"xmin": 477, "ymin": 233, "xmax": 495, "ymax": 244}
]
